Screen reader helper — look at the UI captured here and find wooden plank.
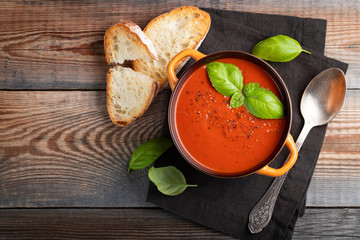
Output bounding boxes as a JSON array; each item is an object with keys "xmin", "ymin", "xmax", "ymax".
[
  {"xmin": 0, "ymin": 90, "xmax": 171, "ymax": 207},
  {"xmin": 293, "ymin": 208, "xmax": 360, "ymax": 239},
  {"xmin": 0, "ymin": 208, "xmax": 358, "ymax": 239},
  {"xmin": 0, "ymin": 90, "xmax": 359, "ymax": 207},
  {"xmin": 0, "ymin": 0, "xmax": 173, "ymax": 89},
  {"xmin": 0, "ymin": 208, "xmax": 233, "ymax": 240},
  {"xmin": 0, "ymin": 0, "xmax": 359, "ymax": 89},
  {"xmin": 306, "ymin": 89, "xmax": 360, "ymax": 206}
]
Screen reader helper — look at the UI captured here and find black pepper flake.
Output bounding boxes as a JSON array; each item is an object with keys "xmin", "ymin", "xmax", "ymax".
[{"xmin": 186, "ymin": 91, "xmax": 189, "ymax": 94}]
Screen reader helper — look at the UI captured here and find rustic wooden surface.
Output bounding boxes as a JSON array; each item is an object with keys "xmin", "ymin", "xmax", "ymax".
[
  {"xmin": 0, "ymin": 208, "xmax": 358, "ymax": 240},
  {"xmin": 1, "ymin": 0, "xmax": 359, "ymax": 239}
]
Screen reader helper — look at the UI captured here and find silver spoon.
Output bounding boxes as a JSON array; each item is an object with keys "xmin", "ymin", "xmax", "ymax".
[{"xmin": 248, "ymin": 68, "xmax": 346, "ymax": 234}]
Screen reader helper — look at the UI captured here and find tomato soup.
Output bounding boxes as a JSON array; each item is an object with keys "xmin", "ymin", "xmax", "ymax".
[{"xmin": 173, "ymin": 58, "xmax": 287, "ymax": 176}]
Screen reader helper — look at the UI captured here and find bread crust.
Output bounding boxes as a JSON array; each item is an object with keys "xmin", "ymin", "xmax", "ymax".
[
  {"xmin": 133, "ymin": 6, "xmax": 211, "ymax": 89},
  {"xmin": 104, "ymin": 19, "xmax": 159, "ymax": 65},
  {"xmin": 143, "ymin": 6, "xmax": 210, "ymax": 33}
]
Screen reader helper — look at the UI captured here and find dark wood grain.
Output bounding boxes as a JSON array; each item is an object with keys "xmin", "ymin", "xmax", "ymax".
[
  {"xmin": 0, "ymin": 0, "xmax": 359, "ymax": 89},
  {"xmin": 293, "ymin": 208, "xmax": 360, "ymax": 239},
  {"xmin": 0, "ymin": 208, "xmax": 233, "ymax": 240},
  {"xmin": 0, "ymin": 0, "xmax": 174, "ymax": 89},
  {"xmin": 0, "ymin": 90, "xmax": 170, "ymax": 207},
  {"xmin": 0, "ymin": 208, "xmax": 358, "ymax": 239},
  {"xmin": 0, "ymin": 90, "xmax": 359, "ymax": 207}
]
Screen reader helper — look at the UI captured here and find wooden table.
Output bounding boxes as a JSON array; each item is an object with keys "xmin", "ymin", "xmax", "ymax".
[{"xmin": 1, "ymin": 0, "xmax": 359, "ymax": 239}]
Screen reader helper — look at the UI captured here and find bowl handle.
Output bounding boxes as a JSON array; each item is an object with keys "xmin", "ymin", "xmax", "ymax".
[
  {"xmin": 256, "ymin": 134, "xmax": 298, "ymax": 177},
  {"xmin": 167, "ymin": 49, "xmax": 206, "ymax": 91}
]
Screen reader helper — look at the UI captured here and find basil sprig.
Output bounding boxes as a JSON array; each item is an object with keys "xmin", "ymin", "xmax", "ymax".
[
  {"xmin": 251, "ymin": 35, "xmax": 311, "ymax": 62},
  {"xmin": 206, "ymin": 62, "xmax": 284, "ymax": 119},
  {"xmin": 243, "ymin": 83, "xmax": 284, "ymax": 119},
  {"xmin": 128, "ymin": 137, "xmax": 173, "ymax": 172},
  {"xmin": 148, "ymin": 166, "xmax": 197, "ymax": 196}
]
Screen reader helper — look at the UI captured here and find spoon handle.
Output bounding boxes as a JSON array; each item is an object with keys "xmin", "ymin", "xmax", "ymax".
[{"xmin": 248, "ymin": 122, "xmax": 312, "ymax": 234}]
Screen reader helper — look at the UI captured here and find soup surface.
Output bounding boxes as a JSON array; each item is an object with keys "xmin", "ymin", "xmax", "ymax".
[{"xmin": 174, "ymin": 57, "xmax": 287, "ymax": 175}]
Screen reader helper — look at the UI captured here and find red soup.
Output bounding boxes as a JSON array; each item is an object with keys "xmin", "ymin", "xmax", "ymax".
[{"xmin": 173, "ymin": 58, "xmax": 286, "ymax": 176}]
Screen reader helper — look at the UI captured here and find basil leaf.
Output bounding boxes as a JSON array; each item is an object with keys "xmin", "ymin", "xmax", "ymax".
[
  {"xmin": 206, "ymin": 62, "xmax": 243, "ymax": 96},
  {"xmin": 243, "ymin": 83, "xmax": 284, "ymax": 119},
  {"xmin": 230, "ymin": 91, "xmax": 245, "ymax": 108},
  {"xmin": 148, "ymin": 166, "xmax": 197, "ymax": 196},
  {"xmin": 251, "ymin": 35, "xmax": 311, "ymax": 62},
  {"xmin": 128, "ymin": 137, "xmax": 173, "ymax": 172}
]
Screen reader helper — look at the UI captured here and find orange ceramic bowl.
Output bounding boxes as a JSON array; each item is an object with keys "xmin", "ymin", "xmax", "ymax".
[{"xmin": 167, "ymin": 49, "xmax": 298, "ymax": 178}]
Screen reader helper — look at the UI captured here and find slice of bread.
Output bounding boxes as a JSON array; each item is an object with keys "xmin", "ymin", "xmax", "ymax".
[
  {"xmin": 133, "ymin": 6, "xmax": 211, "ymax": 90},
  {"xmin": 104, "ymin": 19, "xmax": 159, "ymax": 65},
  {"xmin": 107, "ymin": 66, "xmax": 159, "ymax": 126}
]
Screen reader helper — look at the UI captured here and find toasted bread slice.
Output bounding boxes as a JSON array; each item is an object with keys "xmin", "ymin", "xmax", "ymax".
[
  {"xmin": 107, "ymin": 66, "xmax": 158, "ymax": 126},
  {"xmin": 133, "ymin": 6, "xmax": 211, "ymax": 90},
  {"xmin": 104, "ymin": 19, "xmax": 159, "ymax": 65}
]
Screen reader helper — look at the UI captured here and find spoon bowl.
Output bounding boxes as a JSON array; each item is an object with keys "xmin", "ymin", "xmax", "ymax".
[{"xmin": 301, "ymin": 68, "xmax": 346, "ymax": 127}]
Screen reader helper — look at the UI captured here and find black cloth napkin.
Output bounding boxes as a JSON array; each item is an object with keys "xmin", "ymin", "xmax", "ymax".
[{"xmin": 147, "ymin": 9, "xmax": 348, "ymax": 239}]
